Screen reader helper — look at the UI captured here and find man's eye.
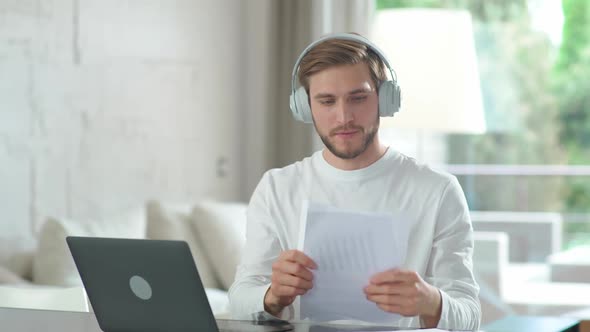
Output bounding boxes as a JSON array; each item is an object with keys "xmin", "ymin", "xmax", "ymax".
[
  {"xmin": 319, "ymin": 100, "xmax": 335, "ymax": 106},
  {"xmin": 351, "ymin": 96, "xmax": 367, "ymax": 103}
]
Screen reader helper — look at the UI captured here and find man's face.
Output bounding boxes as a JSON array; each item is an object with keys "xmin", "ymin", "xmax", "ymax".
[{"xmin": 309, "ymin": 63, "xmax": 380, "ymax": 160}]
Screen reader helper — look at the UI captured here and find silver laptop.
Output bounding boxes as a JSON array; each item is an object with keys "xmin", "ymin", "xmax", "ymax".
[{"xmin": 67, "ymin": 236, "xmax": 292, "ymax": 332}]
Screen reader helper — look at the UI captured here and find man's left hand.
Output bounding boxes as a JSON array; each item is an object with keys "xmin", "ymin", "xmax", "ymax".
[{"xmin": 363, "ymin": 268, "xmax": 441, "ymax": 326}]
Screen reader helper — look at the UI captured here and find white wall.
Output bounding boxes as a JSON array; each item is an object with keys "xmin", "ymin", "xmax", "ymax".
[{"xmin": 0, "ymin": 0, "xmax": 244, "ymax": 238}]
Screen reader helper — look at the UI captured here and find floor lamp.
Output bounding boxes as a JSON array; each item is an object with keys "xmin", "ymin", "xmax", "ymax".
[{"xmin": 371, "ymin": 9, "xmax": 486, "ymax": 161}]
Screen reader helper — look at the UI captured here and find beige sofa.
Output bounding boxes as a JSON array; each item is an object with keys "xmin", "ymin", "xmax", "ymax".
[{"xmin": 0, "ymin": 200, "xmax": 248, "ymax": 317}]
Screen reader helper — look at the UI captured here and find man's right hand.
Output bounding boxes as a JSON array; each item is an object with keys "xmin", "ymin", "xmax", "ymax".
[{"xmin": 264, "ymin": 250, "xmax": 317, "ymax": 316}]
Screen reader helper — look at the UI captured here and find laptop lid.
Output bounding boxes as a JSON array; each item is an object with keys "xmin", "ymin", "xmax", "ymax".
[{"xmin": 67, "ymin": 236, "xmax": 219, "ymax": 332}]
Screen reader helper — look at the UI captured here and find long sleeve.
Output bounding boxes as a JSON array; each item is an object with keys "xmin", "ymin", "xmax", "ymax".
[
  {"xmin": 228, "ymin": 173, "xmax": 288, "ymax": 320},
  {"xmin": 425, "ymin": 177, "xmax": 481, "ymax": 330}
]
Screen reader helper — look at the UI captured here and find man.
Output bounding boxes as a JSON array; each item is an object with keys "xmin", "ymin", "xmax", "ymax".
[{"xmin": 229, "ymin": 33, "xmax": 481, "ymax": 330}]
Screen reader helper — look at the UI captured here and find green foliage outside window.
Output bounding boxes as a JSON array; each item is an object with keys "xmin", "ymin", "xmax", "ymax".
[{"xmin": 553, "ymin": 0, "xmax": 590, "ymax": 246}]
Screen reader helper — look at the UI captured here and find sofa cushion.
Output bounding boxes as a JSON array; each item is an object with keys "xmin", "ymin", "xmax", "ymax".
[
  {"xmin": 0, "ymin": 266, "xmax": 28, "ymax": 284},
  {"xmin": 32, "ymin": 209, "xmax": 146, "ymax": 286},
  {"xmin": 191, "ymin": 201, "xmax": 247, "ymax": 290},
  {"xmin": 0, "ymin": 237, "xmax": 36, "ymax": 280},
  {"xmin": 146, "ymin": 201, "xmax": 219, "ymax": 289}
]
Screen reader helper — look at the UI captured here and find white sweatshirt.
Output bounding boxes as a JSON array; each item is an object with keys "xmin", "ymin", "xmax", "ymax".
[{"xmin": 229, "ymin": 148, "xmax": 481, "ymax": 330}]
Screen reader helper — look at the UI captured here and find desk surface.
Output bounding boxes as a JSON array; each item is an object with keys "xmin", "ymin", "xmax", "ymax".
[
  {"xmin": 3, "ymin": 306, "xmax": 577, "ymax": 332},
  {"xmin": 0, "ymin": 307, "xmax": 460, "ymax": 332},
  {"xmin": 0, "ymin": 308, "xmax": 434, "ymax": 332},
  {"xmin": 0, "ymin": 307, "xmax": 419, "ymax": 332}
]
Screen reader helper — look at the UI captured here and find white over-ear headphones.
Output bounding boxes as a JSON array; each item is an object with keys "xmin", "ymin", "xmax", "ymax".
[{"xmin": 289, "ymin": 33, "xmax": 401, "ymax": 123}]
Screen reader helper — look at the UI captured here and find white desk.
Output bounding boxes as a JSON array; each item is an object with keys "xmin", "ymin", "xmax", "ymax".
[{"xmin": 0, "ymin": 306, "xmax": 480, "ymax": 331}]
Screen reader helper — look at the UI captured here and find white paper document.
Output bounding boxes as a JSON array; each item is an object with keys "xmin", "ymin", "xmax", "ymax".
[{"xmin": 296, "ymin": 202, "xmax": 411, "ymax": 324}]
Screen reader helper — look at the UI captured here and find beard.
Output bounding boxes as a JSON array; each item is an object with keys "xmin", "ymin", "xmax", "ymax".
[{"xmin": 315, "ymin": 116, "xmax": 379, "ymax": 160}]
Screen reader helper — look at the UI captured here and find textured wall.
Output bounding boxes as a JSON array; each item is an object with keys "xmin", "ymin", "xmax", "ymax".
[{"xmin": 0, "ymin": 0, "xmax": 243, "ymax": 239}]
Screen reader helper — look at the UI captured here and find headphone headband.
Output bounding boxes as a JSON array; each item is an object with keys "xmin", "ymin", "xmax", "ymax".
[{"xmin": 290, "ymin": 33, "xmax": 398, "ymax": 97}]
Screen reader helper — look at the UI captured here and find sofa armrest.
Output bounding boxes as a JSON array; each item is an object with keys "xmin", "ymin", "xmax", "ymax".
[{"xmin": 471, "ymin": 211, "xmax": 562, "ymax": 263}]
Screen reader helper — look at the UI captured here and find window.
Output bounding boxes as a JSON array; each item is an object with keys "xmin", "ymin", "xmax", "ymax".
[{"xmin": 373, "ymin": 0, "xmax": 590, "ymax": 323}]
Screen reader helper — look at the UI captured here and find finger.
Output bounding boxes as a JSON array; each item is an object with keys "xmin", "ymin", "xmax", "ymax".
[
  {"xmin": 273, "ymin": 261, "xmax": 314, "ymax": 281},
  {"xmin": 369, "ymin": 269, "xmax": 399, "ymax": 284},
  {"xmin": 281, "ymin": 250, "xmax": 318, "ymax": 269},
  {"xmin": 272, "ymin": 284, "xmax": 307, "ymax": 297},
  {"xmin": 370, "ymin": 269, "xmax": 417, "ymax": 284},
  {"xmin": 367, "ymin": 293, "xmax": 418, "ymax": 308},
  {"xmin": 275, "ymin": 273, "xmax": 313, "ymax": 290},
  {"xmin": 366, "ymin": 294, "xmax": 399, "ymax": 305},
  {"xmin": 376, "ymin": 303, "xmax": 402, "ymax": 314},
  {"xmin": 364, "ymin": 283, "xmax": 405, "ymax": 296}
]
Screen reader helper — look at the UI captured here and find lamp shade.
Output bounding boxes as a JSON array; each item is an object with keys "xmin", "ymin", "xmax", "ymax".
[{"xmin": 372, "ymin": 9, "xmax": 486, "ymax": 134}]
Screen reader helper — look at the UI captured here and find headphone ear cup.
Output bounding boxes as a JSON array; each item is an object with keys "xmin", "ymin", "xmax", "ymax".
[
  {"xmin": 378, "ymin": 80, "xmax": 401, "ymax": 117},
  {"xmin": 289, "ymin": 91, "xmax": 303, "ymax": 122},
  {"xmin": 291, "ymin": 86, "xmax": 313, "ymax": 123}
]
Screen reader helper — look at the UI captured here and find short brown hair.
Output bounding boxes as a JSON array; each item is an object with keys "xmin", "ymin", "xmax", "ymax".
[{"xmin": 297, "ymin": 36, "xmax": 388, "ymax": 93}]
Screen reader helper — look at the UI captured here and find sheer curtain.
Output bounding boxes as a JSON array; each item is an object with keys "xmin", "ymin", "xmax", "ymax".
[{"xmin": 239, "ymin": 0, "xmax": 373, "ymax": 200}]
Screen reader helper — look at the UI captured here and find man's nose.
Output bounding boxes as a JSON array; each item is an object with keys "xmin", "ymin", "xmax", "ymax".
[{"xmin": 335, "ymin": 100, "xmax": 354, "ymax": 124}]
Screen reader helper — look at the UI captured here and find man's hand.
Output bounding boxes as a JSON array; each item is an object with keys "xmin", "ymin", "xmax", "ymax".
[
  {"xmin": 364, "ymin": 268, "xmax": 442, "ymax": 328},
  {"xmin": 264, "ymin": 250, "xmax": 317, "ymax": 316}
]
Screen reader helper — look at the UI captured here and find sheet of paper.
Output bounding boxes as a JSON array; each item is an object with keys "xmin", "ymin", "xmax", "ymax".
[{"xmin": 296, "ymin": 201, "xmax": 411, "ymax": 324}]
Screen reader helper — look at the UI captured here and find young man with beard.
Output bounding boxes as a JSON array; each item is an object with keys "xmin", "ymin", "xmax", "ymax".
[{"xmin": 229, "ymin": 33, "xmax": 481, "ymax": 330}]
